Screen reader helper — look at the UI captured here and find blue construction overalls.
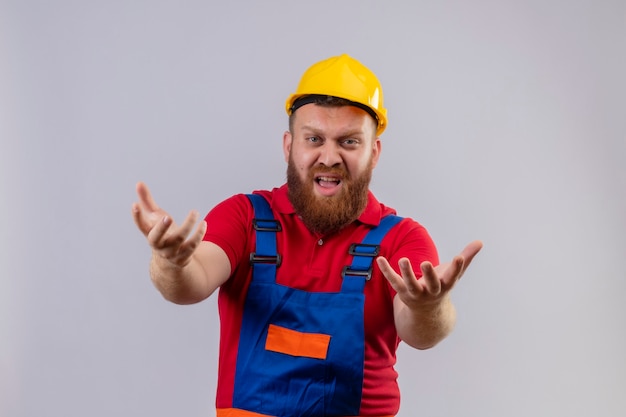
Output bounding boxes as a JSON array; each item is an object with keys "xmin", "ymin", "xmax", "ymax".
[{"xmin": 230, "ymin": 194, "xmax": 402, "ymax": 417}]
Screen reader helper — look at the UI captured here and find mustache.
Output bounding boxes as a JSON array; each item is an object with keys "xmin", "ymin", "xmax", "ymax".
[{"xmin": 309, "ymin": 165, "xmax": 349, "ymax": 179}]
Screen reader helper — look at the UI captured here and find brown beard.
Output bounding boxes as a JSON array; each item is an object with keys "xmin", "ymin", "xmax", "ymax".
[{"xmin": 287, "ymin": 154, "xmax": 372, "ymax": 235}]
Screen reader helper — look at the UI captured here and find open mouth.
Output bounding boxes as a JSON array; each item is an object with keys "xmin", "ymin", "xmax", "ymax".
[{"xmin": 315, "ymin": 175, "xmax": 342, "ymax": 189}]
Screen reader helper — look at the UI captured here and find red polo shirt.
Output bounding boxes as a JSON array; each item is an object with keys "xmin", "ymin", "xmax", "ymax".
[{"xmin": 203, "ymin": 184, "xmax": 438, "ymax": 416}]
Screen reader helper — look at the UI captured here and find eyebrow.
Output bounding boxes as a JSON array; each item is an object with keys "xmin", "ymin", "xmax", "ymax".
[{"xmin": 299, "ymin": 124, "xmax": 365, "ymax": 138}]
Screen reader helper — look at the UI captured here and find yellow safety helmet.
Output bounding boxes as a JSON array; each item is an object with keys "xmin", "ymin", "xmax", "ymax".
[{"xmin": 286, "ymin": 54, "xmax": 388, "ymax": 135}]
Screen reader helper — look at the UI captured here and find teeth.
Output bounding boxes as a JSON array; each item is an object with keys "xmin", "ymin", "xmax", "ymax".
[{"xmin": 317, "ymin": 176, "xmax": 340, "ymax": 182}]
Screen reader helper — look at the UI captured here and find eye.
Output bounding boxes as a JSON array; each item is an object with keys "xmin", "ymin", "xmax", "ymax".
[
  {"xmin": 306, "ymin": 136, "xmax": 322, "ymax": 144},
  {"xmin": 341, "ymin": 138, "xmax": 359, "ymax": 147}
]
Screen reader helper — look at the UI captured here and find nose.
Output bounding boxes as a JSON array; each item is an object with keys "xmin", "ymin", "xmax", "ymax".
[{"xmin": 317, "ymin": 142, "xmax": 342, "ymax": 167}]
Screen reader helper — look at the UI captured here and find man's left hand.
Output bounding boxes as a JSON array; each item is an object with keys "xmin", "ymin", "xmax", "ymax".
[{"xmin": 377, "ymin": 240, "xmax": 483, "ymax": 310}]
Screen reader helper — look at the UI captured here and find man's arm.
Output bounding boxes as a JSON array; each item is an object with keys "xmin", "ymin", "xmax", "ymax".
[
  {"xmin": 148, "ymin": 241, "xmax": 230, "ymax": 304},
  {"xmin": 132, "ymin": 182, "xmax": 231, "ymax": 304},
  {"xmin": 377, "ymin": 240, "xmax": 482, "ymax": 349}
]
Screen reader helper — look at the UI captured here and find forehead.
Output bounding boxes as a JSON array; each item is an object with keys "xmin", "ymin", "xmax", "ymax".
[{"xmin": 292, "ymin": 104, "xmax": 377, "ymax": 135}]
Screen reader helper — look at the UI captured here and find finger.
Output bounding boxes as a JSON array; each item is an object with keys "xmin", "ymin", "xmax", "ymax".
[
  {"xmin": 458, "ymin": 240, "xmax": 483, "ymax": 273},
  {"xmin": 376, "ymin": 257, "xmax": 406, "ymax": 293},
  {"xmin": 175, "ymin": 220, "xmax": 207, "ymax": 262},
  {"xmin": 419, "ymin": 261, "xmax": 442, "ymax": 295},
  {"xmin": 398, "ymin": 258, "xmax": 423, "ymax": 294},
  {"xmin": 439, "ymin": 256, "xmax": 465, "ymax": 289},
  {"xmin": 162, "ymin": 210, "xmax": 200, "ymax": 249},
  {"xmin": 131, "ymin": 202, "xmax": 152, "ymax": 235},
  {"xmin": 136, "ymin": 181, "xmax": 160, "ymax": 212},
  {"xmin": 147, "ymin": 215, "xmax": 174, "ymax": 249}
]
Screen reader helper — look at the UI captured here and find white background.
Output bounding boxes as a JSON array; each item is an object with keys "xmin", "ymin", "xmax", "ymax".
[{"xmin": 1, "ymin": 1, "xmax": 625, "ymax": 416}]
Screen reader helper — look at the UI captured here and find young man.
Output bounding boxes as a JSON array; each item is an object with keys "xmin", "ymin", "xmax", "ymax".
[{"xmin": 132, "ymin": 54, "xmax": 482, "ymax": 417}]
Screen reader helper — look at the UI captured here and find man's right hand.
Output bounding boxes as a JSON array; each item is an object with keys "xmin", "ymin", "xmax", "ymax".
[{"xmin": 131, "ymin": 182, "xmax": 207, "ymax": 268}]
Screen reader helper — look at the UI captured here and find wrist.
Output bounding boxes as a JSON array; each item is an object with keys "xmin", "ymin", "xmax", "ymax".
[
  {"xmin": 410, "ymin": 295, "xmax": 452, "ymax": 317},
  {"xmin": 151, "ymin": 252, "xmax": 186, "ymax": 272}
]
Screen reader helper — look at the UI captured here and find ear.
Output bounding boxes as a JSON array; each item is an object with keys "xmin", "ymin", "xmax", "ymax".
[
  {"xmin": 370, "ymin": 137, "xmax": 382, "ymax": 168},
  {"xmin": 282, "ymin": 131, "xmax": 293, "ymax": 163}
]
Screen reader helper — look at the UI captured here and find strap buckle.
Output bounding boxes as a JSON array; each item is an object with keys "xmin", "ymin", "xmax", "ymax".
[
  {"xmin": 253, "ymin": 219, "xmax": 282, "ymax": 232},
  {"xmin": 250, "ymin": 253, "xmax": 282, "ymax": 266},
  {"xmin": 341, "ymin": 266, "xmax": 373, "ymax": 281},
  {"xmin": 348, "ymin": 243, "xmax": 380, "ymax": 257}
]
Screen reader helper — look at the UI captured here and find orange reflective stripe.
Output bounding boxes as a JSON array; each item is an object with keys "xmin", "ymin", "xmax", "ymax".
[
  {"xmin": 216, "ymin": 409, "xmax": 274, "ymax": 417},
  {"xmin": 217, "ymin": 410, "xmax": 393, "ymax": 417},
  {"xmin": 265, "ymin": 323, "xmax": 331, "ymax": 360}
]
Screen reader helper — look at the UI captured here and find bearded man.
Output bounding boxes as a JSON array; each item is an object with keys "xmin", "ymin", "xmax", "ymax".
[{"xmin": 132, "ymin": 54, "xmax": 482, "ymax": 417}]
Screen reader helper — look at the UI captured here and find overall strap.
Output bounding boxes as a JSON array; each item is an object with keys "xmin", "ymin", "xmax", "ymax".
[
  {"xmin": 246, "ymin": 194, "xmax": 281, "ymax": 283},
  {"xmin": 341, "ymin": 215, "xmax": 403, "ymax": 293}
]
